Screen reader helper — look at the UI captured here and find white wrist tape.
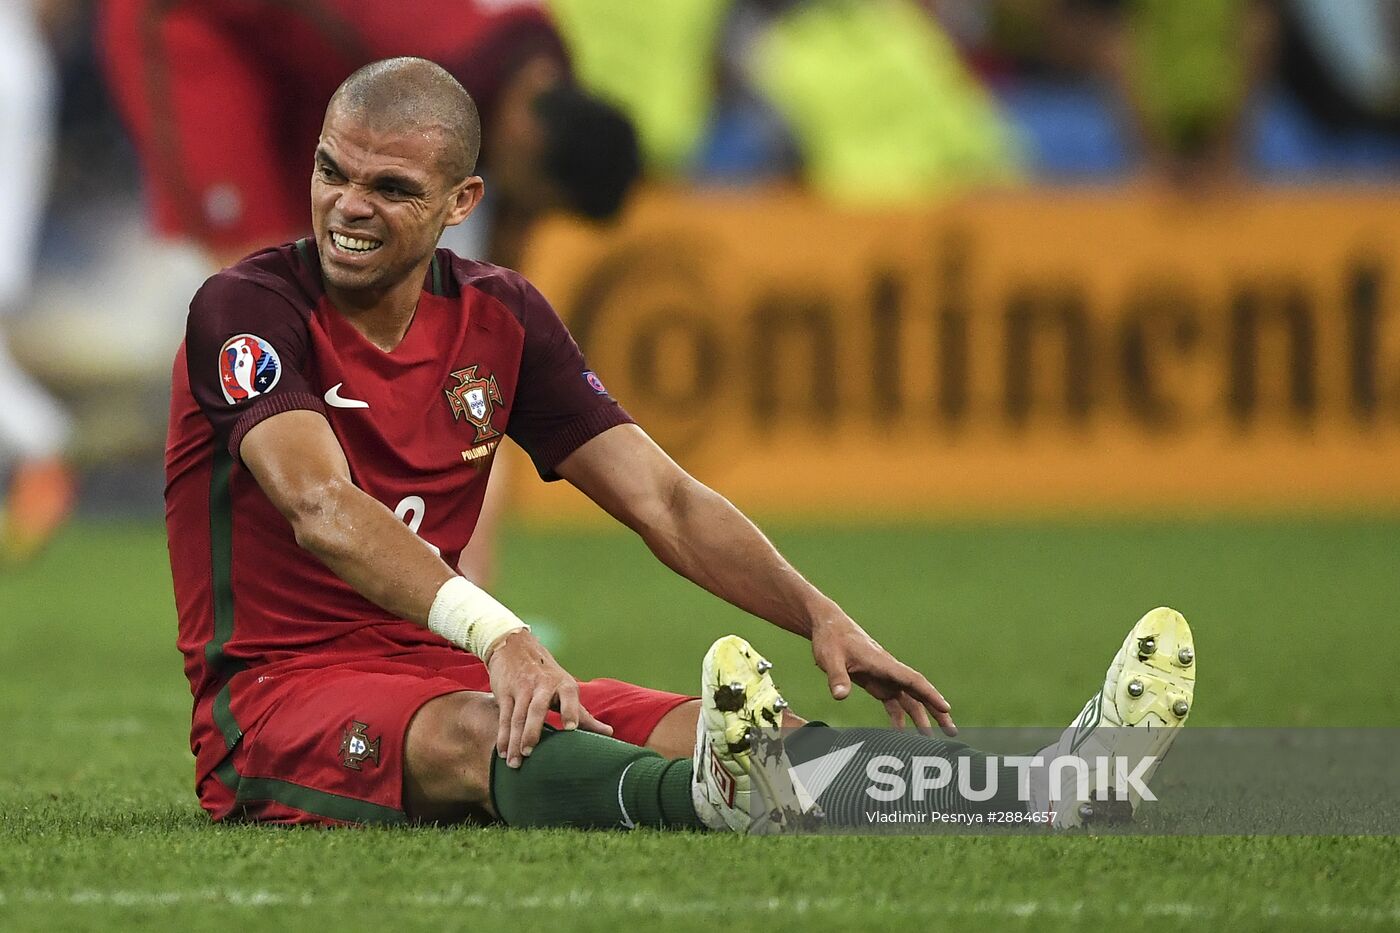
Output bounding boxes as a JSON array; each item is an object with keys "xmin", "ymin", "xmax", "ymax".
[{"xmin": 427, "ymin": 576, "xmax": 528, "ymax": 662}]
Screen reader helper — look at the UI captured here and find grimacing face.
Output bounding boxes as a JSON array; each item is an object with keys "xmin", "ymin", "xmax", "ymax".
[{"xmin": 310, "ymin": 106, "xmax": 478, "ymax": 295}]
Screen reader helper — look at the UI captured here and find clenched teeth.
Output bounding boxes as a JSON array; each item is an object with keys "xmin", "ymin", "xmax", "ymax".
[{"xmin": 332, "ymin": 232, "xmax": 382, "ymax": 252}]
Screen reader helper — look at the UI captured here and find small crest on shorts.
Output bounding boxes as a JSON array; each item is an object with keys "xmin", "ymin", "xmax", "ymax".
[
  {"xmin": 445, "ymin": 365, "xmax": 502, "ymax": 442},
  {"xmin": 339, "ymin": 720, "xmax": 381, "ymax": 771}
]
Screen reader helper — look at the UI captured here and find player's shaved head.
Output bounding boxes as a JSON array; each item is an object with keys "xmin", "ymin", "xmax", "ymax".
[{"xmin": 326, "ymin": 57, "xmax": 481, "ymax": 181}]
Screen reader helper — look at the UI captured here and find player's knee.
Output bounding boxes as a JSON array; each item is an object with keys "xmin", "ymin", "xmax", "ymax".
[{"xmin": 403, "ymin": 692, "xmax": 499, "ymax": 822}]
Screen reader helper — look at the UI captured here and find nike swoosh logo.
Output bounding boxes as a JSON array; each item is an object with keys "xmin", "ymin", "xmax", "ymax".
[{"xmin": 324, "ymin": 383, "xmax": 369, "ymax": 409}]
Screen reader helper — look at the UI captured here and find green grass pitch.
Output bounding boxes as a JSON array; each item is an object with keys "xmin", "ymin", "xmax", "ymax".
[{"xmin": 3, "ymin": 518, "xmax": 1399, "ymax": 931}]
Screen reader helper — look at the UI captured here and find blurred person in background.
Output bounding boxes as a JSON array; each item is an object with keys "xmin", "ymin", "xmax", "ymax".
[
  {"xmin": 0, "ymin": 0, "xmax": 78, "ymax": 562},
  {"xmin": 548, "ymin": 0, "xmax": 734, "ymax": 175},
  {"xmin": 1063, "ymin": 0, "xmax": 1278, "ymax": 186},
  {"xmin": 100, "ymin": 0, "xmax": 641, "ymax": 585},
  {"xmin": 730, "ymin": 0, "xmax": 1022, "ymax": 202},
  {"xmin": 550, "ymin": 0, "xmax": 1020, "ymax": 200},
  {"xmin": 100, "ymin": 0, "xmax": 640, "ymax": 270}
]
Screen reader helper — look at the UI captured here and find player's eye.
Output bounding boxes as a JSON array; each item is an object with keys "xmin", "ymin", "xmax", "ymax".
[{"xmin": 317, "ymin": 164, "xmax": 342, "ymax": 182}]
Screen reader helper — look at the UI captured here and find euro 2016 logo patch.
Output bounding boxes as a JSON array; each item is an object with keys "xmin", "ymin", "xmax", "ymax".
[
  {"xmin": 339, "ymin": 720, "xmax": 381, "ymax": 771},
  {"xmin": 445, "ymin": 365, "xmax": 502, "ymax": 443},
  {"xmin": 218, "ymin": 334, "xmax": 281, "ymax": 404}
]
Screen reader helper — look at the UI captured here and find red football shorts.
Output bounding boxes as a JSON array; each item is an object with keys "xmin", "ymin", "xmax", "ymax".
[{"xmin": 197, "ymin": 651, "xmax": 694, "ymax": 826}]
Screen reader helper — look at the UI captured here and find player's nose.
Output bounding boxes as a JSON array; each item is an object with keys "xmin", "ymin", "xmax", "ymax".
[{"xmin": 334, "ymin": 185, "xmax": 375, "ymax": 220}]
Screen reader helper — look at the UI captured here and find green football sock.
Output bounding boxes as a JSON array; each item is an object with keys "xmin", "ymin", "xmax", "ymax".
[{"xmin": 490, "ymin": 727, "xmax": 703, "ymax": 830}]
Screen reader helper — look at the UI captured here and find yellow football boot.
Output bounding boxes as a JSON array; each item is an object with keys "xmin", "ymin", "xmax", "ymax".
[
  {"xmin": 691, "ymin": 635, "xmax": 808, "ymax": 833},
  {"xmin": 1031, "ymin": 607, "xmax": 1197, "ymax": 828}
]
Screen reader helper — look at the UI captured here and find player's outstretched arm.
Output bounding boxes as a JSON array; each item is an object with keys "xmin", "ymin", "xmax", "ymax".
[
  {"xmin": 240, "ymin": 409, "xmax": 611, "ymax": 766},
  {"xmin": 556, "ymin": 424, "xmax": 956, "ymax": 735}
]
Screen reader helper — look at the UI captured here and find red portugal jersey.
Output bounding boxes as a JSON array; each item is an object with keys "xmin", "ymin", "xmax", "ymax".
[{"xmin": 164, "ymin": 240, "xmax": 630, "ymax": 780}]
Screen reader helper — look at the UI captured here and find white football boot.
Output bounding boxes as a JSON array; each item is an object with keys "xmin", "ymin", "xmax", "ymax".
[
  {"xmin": 1029, "ymin": 607, "xmax": 1197, "ymax": 828},
  {"xmin": 692, "ymin": 635, "xmax": 811, "ymax": 833}
]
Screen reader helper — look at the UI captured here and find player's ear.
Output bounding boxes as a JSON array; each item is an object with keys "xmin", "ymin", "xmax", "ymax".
[{"xmin": 445, "ymin": 176, "xmax": 485, "ymax": 228}]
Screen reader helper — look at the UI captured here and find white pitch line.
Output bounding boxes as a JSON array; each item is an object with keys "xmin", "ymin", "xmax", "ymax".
[{"xmin": 1, "ymin": 889, "xmax": 1397, "ymax": 923}]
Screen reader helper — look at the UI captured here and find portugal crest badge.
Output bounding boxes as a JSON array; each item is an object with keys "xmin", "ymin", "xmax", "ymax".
[
  {"xmin": 445, "ymin": 365, "xmax": 502, "ymax": 442},
  {"xmin": 339, "ymin": 720, "xmax": 381, "ymax": 771}
]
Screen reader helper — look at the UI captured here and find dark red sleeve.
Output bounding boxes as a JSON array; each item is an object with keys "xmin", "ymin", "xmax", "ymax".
[
  {"xmin": 505, "ymin": 278, "xmax": 633, "ymax": 480},
  {"xmin": 185, "ymin": 272, "xmax": 327, "ymax": 460}
]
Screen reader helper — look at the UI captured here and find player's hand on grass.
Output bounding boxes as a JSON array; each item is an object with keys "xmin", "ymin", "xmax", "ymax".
[
  {"xmin": 486, "ymin": 630, "xmax": 613, "ymax": 768},
  {"xmin": 811, "ymin": 615, "xmax": 957, "ymax": 737}
]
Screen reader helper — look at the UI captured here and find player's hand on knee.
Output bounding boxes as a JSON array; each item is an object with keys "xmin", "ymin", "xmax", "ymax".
[
  {"xmin": 487, "ymin": 630, "xmax": 613, "ymax": 768},
  {"xmin": 811, "ymin": 615, "xmax": 957, "ymax": 737}
]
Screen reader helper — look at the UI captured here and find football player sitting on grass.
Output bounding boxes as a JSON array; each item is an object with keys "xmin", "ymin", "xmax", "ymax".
[{"xmin": 164, "ymin": 58, "xmax": 1196, "ymax": 831}]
